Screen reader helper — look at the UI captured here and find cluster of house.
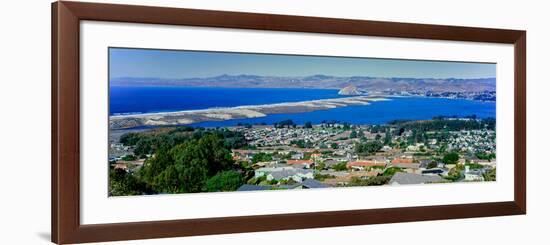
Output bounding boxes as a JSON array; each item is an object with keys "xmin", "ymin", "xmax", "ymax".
[
  {"xmin": 447, "ymin": 130, "xmax": 496, "ymax": 153},
  {"xmin": 349, "ymin": 156, "xmax": 494, "ymax": 182},
  {"xmin": 238, "ymin": 125, "xmax": 376, "ymax": 150},
  {"xmin": 254, "ymin": 166, "xmax": 314, "ymax": 182},
  {"xmin": 109, "ymin": 122, "xmax": 496, "ymax": 192},
  {"xmin": 330, "ymin": 157, "xmax": 451, "ymax": 185},
  {"xmin": 235, "ymin": 165, "xmax": 330, "ymax": 191},
  {"xmin": 232, "ymin": 148, "xmax": 496, "ymax": 190},
  {"xmin": 241, "ymin": 126, "xmax": 336, "ymax": 147},
  {"xmin": 387, "ymin": 90, "xmax": 496, "ymax": 102}
]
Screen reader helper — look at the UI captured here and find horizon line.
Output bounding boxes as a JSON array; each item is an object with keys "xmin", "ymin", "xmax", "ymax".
[{"xmin": 110, "ymin": 74, "xmax": 497, "ymax": 81}]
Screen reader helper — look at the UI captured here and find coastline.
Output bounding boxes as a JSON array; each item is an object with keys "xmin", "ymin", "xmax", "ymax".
[{"xmin": 109, "ymin": 95, "xmax": 389, "ymax": 129}]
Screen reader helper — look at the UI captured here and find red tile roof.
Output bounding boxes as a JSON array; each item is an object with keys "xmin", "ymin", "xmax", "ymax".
[
  {"xmin": 287, "ymin": 159, "xmax": 314, "ymax": 165},
  {"xmin": 391, "ymin": 158, "xmax": 414, "ymax": 164}
]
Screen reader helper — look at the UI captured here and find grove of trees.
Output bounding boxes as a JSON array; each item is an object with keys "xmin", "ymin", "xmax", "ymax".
[
  {"xmin": 355, "ymin": 140, "xmax": 383, "ymax": 155},
  {"xmin": 109, "ymin": 128, "xmax": 248, "ymax": 196}
]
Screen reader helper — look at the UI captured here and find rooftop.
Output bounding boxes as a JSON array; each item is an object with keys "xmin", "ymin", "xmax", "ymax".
[
  {"xmin": 392, "ymin": 163, "xmax": 421, "ymax": 169},
  {"xmin": 287, "ymin": 159, "xmax": 314, "ymax": 165},
  {"xmin": 389, "ymin": 172, "xmax": 442, "ymax": 185},
  {"xmin": 301, "ymin": 179, "xmax": 329, "ymax": 188},
  {"xmin": 270, "ymin": 168, "xmax": 313, "ymax": 180},
  {"xmin": 347, "ymin": 161, "xmax": 386, "ymax": 168},
  {"xmin": 391, "ymin": 158, "xmax": 414, "ymax": 164},
  {"xmin": 236, "ymin": 185, "xmax": 272, "ymax": 192}
]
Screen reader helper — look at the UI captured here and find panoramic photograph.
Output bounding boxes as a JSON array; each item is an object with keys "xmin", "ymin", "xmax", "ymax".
[{"xmin": 108, "ymin": 48, "xmax": 497, "ymax": 196}]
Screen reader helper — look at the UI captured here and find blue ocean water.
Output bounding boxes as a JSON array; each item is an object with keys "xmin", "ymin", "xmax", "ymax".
[
  {"xmin": 109, "ymin": 86, "xmax": 496, "ymax": 126},
  {"xmin": 109, "ymin": 86, "xmax": 342, "ymax": 115}
]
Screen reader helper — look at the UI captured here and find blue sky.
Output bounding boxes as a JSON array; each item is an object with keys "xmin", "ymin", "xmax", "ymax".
[{"xmin": 109, "ymin": 48, "xmax": 496, "ymax": 79}]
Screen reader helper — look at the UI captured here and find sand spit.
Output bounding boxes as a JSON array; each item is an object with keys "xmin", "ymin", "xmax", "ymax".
[{"xmin": 109, "ymin": 96, "xmax": 389, "ymax": 129}]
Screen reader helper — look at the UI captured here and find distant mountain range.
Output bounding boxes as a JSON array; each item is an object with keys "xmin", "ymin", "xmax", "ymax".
[{"xmin": 111, "ymin": 74, "xmax": 496, "ymax": 93}]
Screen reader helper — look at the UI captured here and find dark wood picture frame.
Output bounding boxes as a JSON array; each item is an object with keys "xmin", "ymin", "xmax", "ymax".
[{"xmin": 51, "ymin": 1, "xmax": 526, "ymax": 244}]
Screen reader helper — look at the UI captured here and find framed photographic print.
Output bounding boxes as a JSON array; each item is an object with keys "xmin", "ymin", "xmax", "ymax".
[{"xmin": 52, "ymin": 1, "xmax": 526, "ymax": 244}]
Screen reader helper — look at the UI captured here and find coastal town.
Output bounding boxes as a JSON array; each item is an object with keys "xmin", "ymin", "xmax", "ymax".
[
  {"xmin": 386, "ymin": 90, "xmax": 496, "ymax": 102},
  {"xmin": 108, "ymin": 116, "xmax": 496, "ymax": 195}
]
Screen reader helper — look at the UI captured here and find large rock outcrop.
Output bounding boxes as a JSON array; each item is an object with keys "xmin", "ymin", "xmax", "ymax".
[{"xmin": 338, "ymin": 85, "xmax": 362, "ymax": 95}]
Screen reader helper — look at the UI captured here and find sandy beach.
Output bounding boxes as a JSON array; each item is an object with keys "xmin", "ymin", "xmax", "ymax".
[{"xmin": 109, "ymin": 96, "xmax": 390, "ymax": 129}]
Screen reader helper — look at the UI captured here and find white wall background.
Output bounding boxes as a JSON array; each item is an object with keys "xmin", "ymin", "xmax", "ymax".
[{"xmin": 0, "ymin": 0, "xmax": 547, "ymax": 244}]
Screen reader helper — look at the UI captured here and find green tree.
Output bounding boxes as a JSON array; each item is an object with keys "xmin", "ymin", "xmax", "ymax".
[
  {"xmin": 427, "ymin": 161, "xmax": 438, "ymax": 169},
  {"xmin": 121, "ymin": 154, "xmax": 136, "ymax": 161},
  {"xmin": 252, "ymin": 152, "xmax": 273, "ymax": 163},
  {"xmin": 389, "ymin": 117, "xmax": 495, "ymax": 131},
  {"xmin": 357, "ymin": 130, "xmax": 365, "ymax": 138},
  {"xmin": 384, "ymin": 129, "xmax": 392, "ymax": 145},
  {"xmin": 315, "ymin": 162, "xmax": 326, "ymax": 170},
  {"xmin": 332, "ymin": 162, "xmax": 348, "ymax": 171},
  {"xmin": 205, "ymin": 170, "xmax": 244, "ymax": 192},
  {"xmin": 465, "ymin": 163, "xmax": 484, "ymax": 169},
  {"xmin": 291, "ymin": 139, "xmax": 312, "ymax": 148},
  {"xmin": 247, "ymin": 175, "xmax": 266, "ymax": 185},
  {"xmin": 119, "ymin": 132, "xmax": 143, "ymax": 146},
  {"xmin": 483, "ymin": 167, "xmax": 496, "ymax": 181},
  {"xmin": 348, "ymin": 176, "xmax": 391, "ymax": 186},
  {"xmin": 343, "ymin": 123, "xmax": 351, "ymax": 130},
  {"xmin": 444, "ymin": 164, "xmax": 464, "ymax": 182},
  {"xmin": 476, "ymin": 152, "xmax": 496, "ymax": 161},
  {"xmin": 437, "ymin": 144, "xmax": 447, "ymax": 154},
  {"xmin": 140, "ymin": 146, "xmax": 174, "ymax": 190},
  {"xmin": 443, "ymin": 152, "xmax": 460, "ymax": 165},
  {"xmin": 399, "ymin": 141, "xmax": 407, "ymax": 149},
  {"xmin": 109, "ymin": 168, "xmax": 149, "ymax": 196},
  {"xmin": 133, "ymin": 138, "xmax": 155, "ymax": 155},
  {"xmin": 419, "ymin": 145, "xmax": 426, "ymax": 152},
  {"xmin": 139, "ymin": 134, "xmax": 234, "ymax": 194},
  {"xmin": 355, "ymin": 141, "xmax": 383, "ymax": 155},
  {"xmin": 382, "ymin": 167, "xmax": 403, "ymax": 177},
  {"xmin": 278, "ymin": 178, "xmax": 296, "ymax": 185},
  {"xmin": 314, "ymin": 172, "xmax": 335, "ymax": 181},
  {"xmin": 304, "ymin": 121, "xmax": 313, "ymax": 128},
  {"xmin": 274, "ymin": 119, "xmax": 296, "ymax": 128}
]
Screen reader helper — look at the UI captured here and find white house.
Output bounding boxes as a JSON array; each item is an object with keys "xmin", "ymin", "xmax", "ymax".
[
  {"xmin": 254, "ymin": 166, "xmax": 293, "ymax": 178},
  {"xmin": 254, "ymin": 167, "xmax": 314, "ymax": 182}
]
